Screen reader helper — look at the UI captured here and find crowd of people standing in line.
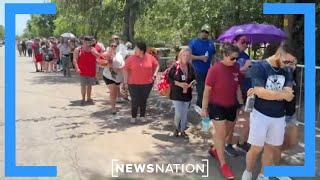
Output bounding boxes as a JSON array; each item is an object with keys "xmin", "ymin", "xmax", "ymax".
[
  {"xmin": 165, "ymin": 24, "xmax": 298, "ymax": 180},
  {"xmin": 18, "ymin": 23, "xmax": 299, "ymax": 180}
]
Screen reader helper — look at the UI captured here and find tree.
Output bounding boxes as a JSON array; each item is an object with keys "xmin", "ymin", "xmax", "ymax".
[
  {"xmin": 123, "ymin": 0, "xmax": 139, "ymax": 42},
  {"xmin": 0, "ymin": 25, "xmax": 4, "ymax": 39},
  {"xmin": 21, "ymin": 0, "xmax": 318, "ymax": 57},
  {"xmin": 25, "ymin": 14, "xmax": 56, "ymax": 38}
]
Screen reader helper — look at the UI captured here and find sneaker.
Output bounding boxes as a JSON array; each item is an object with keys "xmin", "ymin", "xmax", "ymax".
[
  {"xmin": 122, "ymin": 96, "xmax": 130, "ymax": 101},
  {"xmin": 173, "ymin": 129, "xmax": 179, "ymax": 137},
  {"xmin": 180, "ymin": 131, "xmax": 189, "ymax": 139},
  {"xmin": 237, "ymin": 142, "xmax": 251, "ymax": 153},
  {"xmin": 112, "ymin": 109, "xmax": 117, "ymax": 115},
  {"xmin": 256, "ymin": 174, "xmax": 269, "ymax": 180},
  {"xmin": 80, "ymin": 99, "xmax": 85, "ymax": 106},
  {"xmin": 130, "ymin": 118, "xmax": 136, "ymax": 124},
  {"xmin": 225, "ymin": 144, "xmax": 239, "ymax": 157},
  {"xmin": 208, "ymin": 146, "xmax": 221, "ymax": 165},
  {"xmin": 241, "ymin": 170, "xmax": 253, "ymax": 180},
  {"xmin": 116, "ymin": 98, "xmax": 126, "ymax": 103},
  {"xmin": 276, "ymin": 177, "xmax": 292, "ymax": 180},
  {"xmin": 220, "ymin": 163, "xmax": 235, "ymax": 179},
  {"xmin": 140, "ymin": 117, "xmax": 147, "ymax": 123}
]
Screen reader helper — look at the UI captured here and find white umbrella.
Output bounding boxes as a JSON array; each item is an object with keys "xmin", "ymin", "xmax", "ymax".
[{"xmin": 60, "ymin": 32, "xmax": 75, "ymax": 39}]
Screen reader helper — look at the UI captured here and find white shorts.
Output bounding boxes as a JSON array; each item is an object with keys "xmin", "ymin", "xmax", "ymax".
[{"xmin": 248, "ymin": 109, "xmax": 286, "ymax": 147}]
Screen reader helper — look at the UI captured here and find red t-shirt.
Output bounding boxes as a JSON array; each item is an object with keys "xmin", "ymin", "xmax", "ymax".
[
  {"xmin": 205, "ymin": 61, "xmax": 240, "ymax": 107},
  {"xmin": 124, "ymin": 53, "xmax": 158, "ymax": 85},
  {"xmin": 78, "ymin": 48, "xmax": 97, "ymax": 77},
  {"xmin": 52, "ymin": 43, "xmax": 60, "ymax": 59},
  {"xmin": 32, "ymin": 43, "xmax": 43, "ymax": 62}
]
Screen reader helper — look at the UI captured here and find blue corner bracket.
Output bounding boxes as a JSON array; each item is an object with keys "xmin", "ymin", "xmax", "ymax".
[
  {"xmin": 5, "ymin": 3, "xmax": 57, "ymax": 177},
  {"xmin": 263, "ymin": 3, "xmax": 316, "ymax": 177}
]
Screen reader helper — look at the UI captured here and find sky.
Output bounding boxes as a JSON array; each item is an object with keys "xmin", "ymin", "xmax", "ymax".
[{"xmin": 0, "ymin": 0, "xmax": 50, "ymax": 35}]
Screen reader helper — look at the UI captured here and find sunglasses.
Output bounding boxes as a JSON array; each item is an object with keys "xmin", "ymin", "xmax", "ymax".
[
  {"xmin": 230, "ymin": 57, "xmax": 238, "ymax": 61},
  {"xmin": 85, "ymin": 40, "xmax": 94, "ymax": 44},
  {"xmin": 110, "ymin": 45, "xmax": 117, "ymax": 48},
  {"xmin": 282, "ymin": 60, "xmax": 296, "ymax": 65},
  {"xmin": 240, "ymin": 39, "xmax": 249, "ymax": 45},
  {"xmin": 201, "ymin": 30, "xmax": 209, "ymax": 34}
]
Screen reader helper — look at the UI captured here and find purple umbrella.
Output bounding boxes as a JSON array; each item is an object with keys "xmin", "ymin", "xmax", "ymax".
[{"xmin": 218, "ymin": 23, "xmax": 287, "ymax": 44}]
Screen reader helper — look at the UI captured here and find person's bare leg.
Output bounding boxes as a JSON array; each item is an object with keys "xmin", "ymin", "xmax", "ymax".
[
  {"xmin": 87, "ymin": 85, "xmax": 92, "ymax": 101},
  {"xmin": 239, "ymin": 112, "xmax": 250, "ymax": 144},
  {"xmin": 274, "ymin": 147, "xmax": 282, "ymax": 165},
  {"xmin": 213, "ymin": 120, "xmax": 227, "ymax": 166},
  {"xmin": 117, "ymin": 85, "xmax": 121, "ymax": 99},
  {"xmin": 274, "ymin": 125, "xmax": 299, "ymax": 164},
  {"xmin": 44, "ymin": 61, "xmax": 48, "ymax": 72},
  {"xmin": 261, "ymin": 144, "xmax": 277, "ymax": 175},
  {"xmin": 34, "ymin": 62, "xmax": 39, "ymax": 71},
  {"xmin": 225, "ymin": 121, "xmax": 236, "ymax": 144},
  {"xmin": 245, "ymin": 145, "xmax": 263, "ymax": 172},
  {"xmin": 108, "ymin": 84, "xmax": 117, "ymax": 110},
  {"xmin": 81, "ymin": 85, "xmax": 86, "ymax": 105},
  {"xmin": 48, "ymin": 62, "xmax": 52, "ymax": 72},
  {"xmin": 40, "ymin": 61, "xmax": 43, "ymax": 71}
]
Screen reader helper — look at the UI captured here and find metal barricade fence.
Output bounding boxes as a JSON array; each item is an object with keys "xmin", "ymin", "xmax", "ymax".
[{"xmin": 295, "ymin": 65, "xmax": 320, "ymax": 128}]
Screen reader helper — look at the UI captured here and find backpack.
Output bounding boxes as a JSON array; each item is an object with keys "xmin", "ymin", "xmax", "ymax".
[
  {"xmin": 156, "ymin": 62, "xmax": 179, "ymax": 97},
  {"xmin": 44, "ymin": 47, "xmax": 54, "ymax": 61}
]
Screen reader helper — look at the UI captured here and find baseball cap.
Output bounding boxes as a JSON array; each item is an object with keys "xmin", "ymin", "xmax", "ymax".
[{"xmin": 201, "ymin": 24, "xmax": 210, "ymax": 32}]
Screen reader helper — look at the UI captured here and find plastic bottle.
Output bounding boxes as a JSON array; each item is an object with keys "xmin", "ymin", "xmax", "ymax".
[
  {"xmin": 244, "ymin": 95, "xmax": 255, "ymax": 113},
  {"xmin": 201, "ymin": 117, "xmax": 211, "ymax": 133},
  {"xmin": 204, "ymin": 51, "xmax": 209, "ymax": 57}
]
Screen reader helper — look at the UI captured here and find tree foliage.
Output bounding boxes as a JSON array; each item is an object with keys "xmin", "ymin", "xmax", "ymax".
[
  {"xmin": 25, "ymin": 14, "xmax": 56, "ymax": 38},
  {"xmin": 0, "ymin": 25, "xmax": 4, "ymax": 39},
  {"xmin": 22, "ymin": 0, "xmax": 319, "ymax": 64}
]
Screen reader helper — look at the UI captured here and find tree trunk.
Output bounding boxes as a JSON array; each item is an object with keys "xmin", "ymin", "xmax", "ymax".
[{"xmin": 123, "ymin": 0, "xmax": 138, "ymax": 43}]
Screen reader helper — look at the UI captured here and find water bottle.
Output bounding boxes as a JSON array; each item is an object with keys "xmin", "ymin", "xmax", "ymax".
[
  {"xmin": 201, "ymin": 117, "xmax": 211, "ymax": 133},
  {"xmin": 244, "ymin": 95, "xmax": 255, "ymax": 113}
]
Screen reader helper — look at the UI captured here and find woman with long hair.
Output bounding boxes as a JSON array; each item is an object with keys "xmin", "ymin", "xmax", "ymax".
[{"xmin": 168, "ymin": 47, "xmax": 196, "ymax": 138}]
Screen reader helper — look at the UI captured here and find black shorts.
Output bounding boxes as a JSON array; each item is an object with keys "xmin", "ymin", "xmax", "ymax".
[
  {"xmin": 208, "ymin": 103, "xmax": 237, "ymax": 122},
  {"xmin": 103, "ymin": 76, "xmax": 120, "ymax": 85}
]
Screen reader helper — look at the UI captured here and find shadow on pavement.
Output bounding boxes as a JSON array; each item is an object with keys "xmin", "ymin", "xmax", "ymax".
[{"xmin": 29, "ymin": 73, "xmax": 81, "ymax": 85}]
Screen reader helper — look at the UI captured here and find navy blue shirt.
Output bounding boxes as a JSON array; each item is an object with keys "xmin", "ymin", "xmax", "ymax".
[
  {"xmin": 188, "ymin": 38, "xmax": 215, "ymax": 74},
  {"xmin": 251, "ymin": 60, "xmax": 293, "ymax": 118},
  {"xmin": 236, "ymin": 52, "xmax": 251, "ymax": 96}
]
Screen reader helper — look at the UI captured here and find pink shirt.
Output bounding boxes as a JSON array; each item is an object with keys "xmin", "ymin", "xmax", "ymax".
[{"xmin": 124, "ymin": 53, "xmax": 158, "ymax": 85}]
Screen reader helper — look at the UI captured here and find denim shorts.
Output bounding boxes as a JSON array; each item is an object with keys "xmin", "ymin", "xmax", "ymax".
[
  {"xmin": 285, "ymin": 113, "xmax": 298, "ymax": 126},
  {"xmin": 80, "ymin": 76, "xmax": 96, "ymax": 86}
]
